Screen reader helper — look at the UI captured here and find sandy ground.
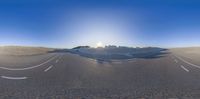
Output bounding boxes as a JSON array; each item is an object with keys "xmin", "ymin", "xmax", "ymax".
[{"xmin": 0, "ymin": 46, "xmax": 54, "ymax": 56}]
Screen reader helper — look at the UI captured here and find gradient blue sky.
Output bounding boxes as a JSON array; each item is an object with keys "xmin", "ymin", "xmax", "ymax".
[{"xmin": 0, "ymin": 0, "xmax": 200, "ymax": 48}]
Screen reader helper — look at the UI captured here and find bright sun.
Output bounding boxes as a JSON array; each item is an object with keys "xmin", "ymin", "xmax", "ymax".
[{"xmin": 96, "ymin": 41, "xmax": 103, "ymax": 47}]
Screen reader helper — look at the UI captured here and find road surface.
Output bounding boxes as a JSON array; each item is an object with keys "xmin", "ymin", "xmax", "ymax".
[{"xmin": 0, "ymin": 50, "xmax": 200, "ymax": 99}]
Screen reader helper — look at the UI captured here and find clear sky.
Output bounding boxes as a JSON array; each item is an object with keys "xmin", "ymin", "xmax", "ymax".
[{"xmin": 0, "ymin": 0, "xmax": 200, "ymax": 48}]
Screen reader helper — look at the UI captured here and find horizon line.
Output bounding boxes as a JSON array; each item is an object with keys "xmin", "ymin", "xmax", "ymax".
[{"xmin": 0, "ymin": 44, "xmax": 200, "ymax": 49}]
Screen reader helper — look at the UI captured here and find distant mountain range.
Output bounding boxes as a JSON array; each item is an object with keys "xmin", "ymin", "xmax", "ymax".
[{"xmin": 69, "ymin": 46, "xmax": 167, "ymax": 60}]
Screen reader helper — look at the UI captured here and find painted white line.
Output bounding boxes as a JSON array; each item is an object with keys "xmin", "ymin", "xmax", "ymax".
[
  {"xmin": 1, "ymin": 76, "xmax": 28, "ymax": 80},
  {"xmin": 0, "ymin": 55, "xmax": 58, "ymax": 71},
  {"xmin": 174, "ymin": 55, "xmax": 200, "ymax": 69},
  {"xmin": 44, "ymin": 65, "xmax": 53, "ymax": 72},
  {"xmin": 174, "ymin": 59, "xmax": 178, "ymax": 63},
  {"xmin": 55, "ymin": 55, "xmax": 63, "ymax": 63},
  {"xmin": 180, "ymin": 65, "xmax": 189, "ymax": 72},
  {"xmin": 56, "ymin": 59, "xmax": 59, "ymax": 63}
]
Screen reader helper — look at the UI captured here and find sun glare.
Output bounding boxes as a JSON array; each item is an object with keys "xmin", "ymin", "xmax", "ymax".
[{"xmin": 96, "ymin": 41, "xmax": 103, "ymax": 48}]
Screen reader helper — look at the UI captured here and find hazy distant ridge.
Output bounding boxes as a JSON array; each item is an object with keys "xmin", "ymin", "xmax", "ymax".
[
  {"xmin": 69, "ymin": 46, "xmax": 166, "ymax": 60},
  {"xmin": 0, "ymin": 46, "xmax": 54, "ymax": 56}
]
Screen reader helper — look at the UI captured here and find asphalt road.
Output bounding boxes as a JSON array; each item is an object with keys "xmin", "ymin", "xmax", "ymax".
[{"xmin": 0, "ymin": 50, "xmax": 200, "ymax": 99}]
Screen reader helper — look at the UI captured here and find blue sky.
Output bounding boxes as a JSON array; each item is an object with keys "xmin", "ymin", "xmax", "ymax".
[{"xmin": 0, "ymin": 0, "xmax": 200, "ymax": 48}]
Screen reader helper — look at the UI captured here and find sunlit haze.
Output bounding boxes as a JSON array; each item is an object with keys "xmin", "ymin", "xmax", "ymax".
[
  {"xmin": 96, "ymin": 41, "xmax": 103, "ymax": 48},
  {"xmin": 0, "ymin": 0, "xmax": 200, "ymax": 48}
]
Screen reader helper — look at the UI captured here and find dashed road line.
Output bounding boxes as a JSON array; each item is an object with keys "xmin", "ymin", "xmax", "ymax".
[
  {"xmin": 56, "ymin": 59, "xmax": 59, "ymax": 63},
  {"xmin": 44, "ymin": 65, "xmax": 53, "ymax": 72},
  {"xmin": 174, "ymin": 55, "xmax": 200, "ymax": 69},
  {"xmin": 55, "ymin": 55, "xmax": 63, "ymax": 63},
  {"xmin": 0, "ymin": 55, "xmax": 58, "ymax": 71},
  {"xmin": 1, "ymin": 76, "xmax": 28, "ymax": 80},
  {"xmin": 180, "ymin": 65, "xmax": 189, "ymax": 72},
  {"xmin": 174, "ymin": 59, "xmax": 178, "ymax": 63}
]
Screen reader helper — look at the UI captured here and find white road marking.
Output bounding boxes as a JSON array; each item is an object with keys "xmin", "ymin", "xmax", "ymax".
[
  {"xmin": 55, "ymin": 55, "xmax": 63, "ymax": 63},
  {"xmin": 1, "ymin": 76, "xmax": 28, "ymax": 80},
  {"xmin": 44, "ymin": 65, "xmax": 53, "ymax": 72},
  {"xmin": 174, "ymin": 59, "xmax": 178, "ymax": 63},
  {"xmin": 174, "ymin": 55, "xmax": 200, "ymax": 69},
  {"xmin": 0, "ymin": 55, "xmax": 58, "ymax": 71},
  {"xmin": 56, "ymin": 59, "xmax": 59, "ymax": 63},
  {"xmin": 180, "ymin": 65, "xmax": 189, "ymax": 72}
]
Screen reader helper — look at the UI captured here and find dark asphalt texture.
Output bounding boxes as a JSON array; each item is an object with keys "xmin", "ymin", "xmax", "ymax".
[{"xmin": 0, "ymin": 51, "xmax": 200, "ymax": 99}]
